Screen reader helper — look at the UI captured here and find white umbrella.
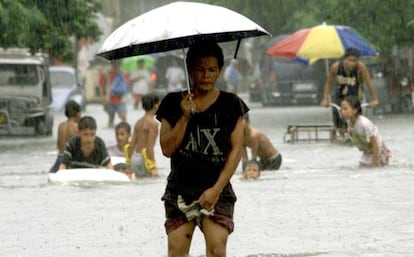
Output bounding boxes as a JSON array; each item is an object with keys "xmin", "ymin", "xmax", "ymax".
[{"xmin": 97, "ymin": 1, "xmax": 270, "ymax": 60}]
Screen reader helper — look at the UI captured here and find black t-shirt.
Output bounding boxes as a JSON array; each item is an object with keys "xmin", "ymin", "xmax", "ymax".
[
  {"xmin": 62, "ymin": 135, "xmax": 111, "ymax": 169},
  {"xmin": 156, "ymin": 91, "xmax": 249, "ymax": 203}
]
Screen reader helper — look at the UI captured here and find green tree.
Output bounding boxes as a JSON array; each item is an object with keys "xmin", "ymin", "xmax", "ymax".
[
  {"xmin": 321, "ymin": 0, "xmax": 414, "ymax": 57},
  {"xmin": 0, "ymin": 0, "xmax": 102, "ymax": 63},
  {"xmin": 200, "ymin": 0, "xmax": 414, "ymax": 58}
]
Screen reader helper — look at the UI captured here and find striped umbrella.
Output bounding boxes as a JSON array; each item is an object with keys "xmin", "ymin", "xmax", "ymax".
[{"xmin": 267, "ymin": 23, "xmax": 378, "ymax": 67}]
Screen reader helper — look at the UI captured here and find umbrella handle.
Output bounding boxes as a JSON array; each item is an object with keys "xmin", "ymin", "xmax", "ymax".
[{"xmin": 182, "ymin": 49, "xmax": 196, "ymax": 115}]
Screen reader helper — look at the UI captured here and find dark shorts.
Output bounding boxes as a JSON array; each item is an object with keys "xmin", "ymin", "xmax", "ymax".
[
  {"xmin": 162, "ymin": 185, "xmax": 236, "ymax": 235},
  {"xmin": 259, "ymin": 153, "xmax": 282, "ymax": 171}
]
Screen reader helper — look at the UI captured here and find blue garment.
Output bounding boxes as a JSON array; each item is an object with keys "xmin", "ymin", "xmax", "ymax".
[{"xmin": 224, "ymin": 65, "xmax": 239, "ymax": 86}]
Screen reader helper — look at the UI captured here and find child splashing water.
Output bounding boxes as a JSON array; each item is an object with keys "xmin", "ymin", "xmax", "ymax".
[{"xmin": 340, "ymin": 96, "xmax": 392, "ymax": 167}]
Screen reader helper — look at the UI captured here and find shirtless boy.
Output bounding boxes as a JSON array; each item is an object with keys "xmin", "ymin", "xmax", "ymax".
[
  {"xmin": 49, "ymin": 100, "xmax": 81, "ymax": 173},
  {"xmin": 129, "ymin": 93, "xmax": 160, "ymax": 177},
  {"xmin": 242, "ymin": 114, "xmax": 282, "ymax": 171}
]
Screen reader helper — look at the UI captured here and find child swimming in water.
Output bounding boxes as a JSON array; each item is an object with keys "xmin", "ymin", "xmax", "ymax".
[
  {"xmin": 340, "ymin": 95, "xmax": 391, "ymax": 167},
  {"xmin": 242, "ymin": 160, "xmax": 260, "ymax": 180}
]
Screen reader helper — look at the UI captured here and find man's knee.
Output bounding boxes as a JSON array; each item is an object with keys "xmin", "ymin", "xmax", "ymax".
[
  {"xmin": 206, "ymin": 244, "xmax": 226, "ymax": 257},
  {"xmin": 203, "ymin": 218, "xmax": 229, "ymax": 257}
]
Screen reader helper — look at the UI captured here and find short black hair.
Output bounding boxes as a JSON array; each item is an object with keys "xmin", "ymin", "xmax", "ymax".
[
  {"xmin": 142, "ymin": 93, "xmax": 160, "ymax": 111},
  {"xmin": 186, "ymin": 40, "xmax": 224, "ymax": 69},
  {"xmin": 64, "ymin": 100, "xmax": 81, "ymax": 118},
  {"xmin": 344, "ymin": 47, "xmax": 360, "ymax": 58},
  {"xmin": 115, "ymin": 121, "xmax": 131, "ymax": 134},
  {"xmin": 78, "ymin": 116, "xmax": 97, "ymax": 130}
]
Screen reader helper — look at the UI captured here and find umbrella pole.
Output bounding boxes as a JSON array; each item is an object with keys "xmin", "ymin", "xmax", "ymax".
[
  {"xmin": 324, "ymin": 58, "xmax": 336, "ymax": 138},
  {"xmin": 324, "ymin": 59, "xmax": 329, "ymax": 76},
  {"xmin": 182, "ymin": 48, "xmax": 197, "ymax": 115},
  {"xmin": 233, "ymin": 39, "xmax": 242, "ymax": 59},
  {"xmin": 182, "ymin": 49, "xmax": 191, "ymax": 95}
]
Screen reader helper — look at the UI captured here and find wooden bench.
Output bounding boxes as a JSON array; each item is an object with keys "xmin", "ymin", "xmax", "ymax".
[{"xmin": 283, "ymin": 124, "xmax": 337, "ymax": 143}]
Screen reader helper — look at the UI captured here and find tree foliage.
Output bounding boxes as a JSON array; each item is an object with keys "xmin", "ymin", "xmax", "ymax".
[
  {"xmin": 0, "ymin": 0, "xmax": 102, "ymax": 63},
  {"xmin": 200, "ymin": 0, "xmax": 414, "ymax": 60}
]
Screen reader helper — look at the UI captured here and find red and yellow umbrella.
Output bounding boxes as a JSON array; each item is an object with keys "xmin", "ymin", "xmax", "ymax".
[{"xmin": 267, "ymin": 23, "xmax": 378, "ymax": 65}]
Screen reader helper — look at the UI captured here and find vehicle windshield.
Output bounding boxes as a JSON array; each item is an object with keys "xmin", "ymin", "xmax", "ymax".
[
  {"xmin": 50, "ymin": 71, "xmax": 75, "ymax": 88},
  {"xmin": 0, "ymin": 64, "xmax": 39, "ymax": 86},
  {"xmin": 273, "ymin": 59, "xmax": 320, "ymax": 82}
]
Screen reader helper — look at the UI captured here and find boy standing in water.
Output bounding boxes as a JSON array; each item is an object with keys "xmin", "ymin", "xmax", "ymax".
[
  {"xmin": 59, "ymin": 116, "xmax": 113, "ymax": 170},
  {"xmin": 129, "ymin": 93, "xmax": 160, "ymax": 177},
  {"xmin": 242, "ymin": 114, "xmax": 282, "ymax": 171},
  {"xmin": 49, "ymin": 100, "xmax": 81, "ymax": 173},
  {"xmin": 340, "ymin": 95, "xmax": 391, "ymax": 167}
]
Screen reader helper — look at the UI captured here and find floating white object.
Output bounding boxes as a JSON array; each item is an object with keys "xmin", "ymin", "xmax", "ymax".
[{"xmin": 48, "ymin": 168, "xmax": 130, "ymax": 184}]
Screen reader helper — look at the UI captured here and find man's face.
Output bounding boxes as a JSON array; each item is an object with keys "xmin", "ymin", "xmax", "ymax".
[
  {"xmin": 189, "ymin": 56, "xmax": 221, "ymax": 92},
  {"xmin": 343, "ymin": 55, "xmax": 359, "ymax": 71}
]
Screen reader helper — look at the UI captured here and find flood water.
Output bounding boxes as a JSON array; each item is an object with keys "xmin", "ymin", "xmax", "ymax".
[{"xmin": 1, "ymin": 95, "xmax": 413, "ymax": 257}]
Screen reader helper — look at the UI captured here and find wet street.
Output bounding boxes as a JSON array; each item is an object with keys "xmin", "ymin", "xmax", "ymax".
[{"xmin": 1, "ymin": 95, "xmax": 414, "ymax": 257}]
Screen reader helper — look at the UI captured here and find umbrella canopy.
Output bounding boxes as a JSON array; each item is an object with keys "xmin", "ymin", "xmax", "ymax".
[
  {"xmin": 267, "ymin": 23, "xmax": 377, "ymax": 64},
  {"xmin": 97, "ymin": 1, "xmax": 270, "ymax": 60},
  {"xmin": 121, "ymin": 55, "xmax": 156, "ymax": 73}
]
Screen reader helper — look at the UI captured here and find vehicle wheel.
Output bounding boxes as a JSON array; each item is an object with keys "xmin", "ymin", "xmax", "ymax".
[{"xmin": 35, "ymin": 119, "xmax": 48, "ymax": 135}]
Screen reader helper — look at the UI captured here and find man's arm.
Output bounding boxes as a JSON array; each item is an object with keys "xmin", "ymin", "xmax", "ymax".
[
  {"xmin": 241, "ymin": 145, "xmax": 248, "ymax": 163},
  {"xmin": 359, "ymin": 62, "xmax": 379, "ymax": 107},
  {"xmin": 249, "ymin": 134, "xmax": 259, "ymax": 161},
  {"xmin": 159, "ymin": 94, "xmax": 194, "ymax": 157},
  {"xmin": 159, "ymin": 117, "xmax": 188, "ymax": 157},
  {"xmin": 320, "ymin": 62, "xmax": 338, "ymax": 107}
]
